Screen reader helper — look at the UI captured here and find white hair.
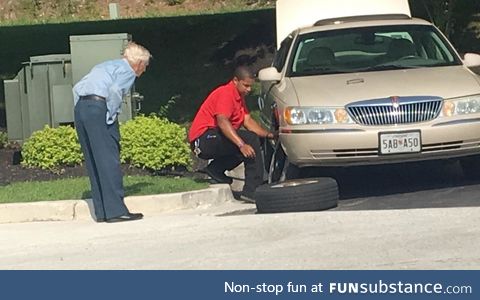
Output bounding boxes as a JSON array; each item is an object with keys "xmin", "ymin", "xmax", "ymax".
[{"xmin": 123, "ymin": 42, "xmax": 151, "ymax": 65}]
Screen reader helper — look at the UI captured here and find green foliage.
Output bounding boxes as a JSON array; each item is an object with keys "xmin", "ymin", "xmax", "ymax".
[
  {"xmin": 244, "ymin": 81, "xmax": 262, "ymax": 113},
  {"xmin": 248, "ymin": 109, "xmax": 262, "ymax": 123},
  {"xmin": 0, "ymin": 131, "xmax": 8, "ymax": 149},
  {"xmin": 410, "ymin": 0, "xmax": 480, "ymax": 40},
  {"xmin": 165, "ymin": 0, "xmax": 185, "ymax": 6},
  {"xmin": 158, "ymin": 94, "xmax": 180, "ymax": 118},
  {"xmin": 0, "ymin": 10, "xmax": 276, "ymax": 123},
  {"xmin": 0, "ymin": 131, "xmax": 7, "ymax": 149},
  {"xmin": 0, "ymin": 176, "xmax": 208, "ymax": 203},
  {"xmin": 120, "ymin": 115, "xmax": 192, "ymax": 170},
  {"xmin": 16, "ymin": 0, "xmax": 41, "ymax": 18},
  {"xmin": 21, "ymin": 125, "xmax": 83, "ymax": 170},
  {"xmin": 8, "ymin": 0, "xmax": 101, "ymax": 24},
  {"xmin": 242, "ymin": 0, "xmax": 272, "ymax": 6},
  {"xmin": 0, "ymin": 0, "xmax": 273, "ymax": 25}
]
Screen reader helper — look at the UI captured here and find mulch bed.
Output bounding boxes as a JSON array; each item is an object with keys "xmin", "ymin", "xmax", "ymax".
[
  {"xmin": 0, "ymin": 148, "xmax": 154, "ymax": 185},
  {"xmin": 0, "ymin": 147, "xmax": 209, "ymax": 186}
]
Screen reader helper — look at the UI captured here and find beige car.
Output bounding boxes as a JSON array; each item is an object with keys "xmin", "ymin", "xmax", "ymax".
[{"xmin": 258, "ymin": 14, "xmax": 480, "ymax": 182}]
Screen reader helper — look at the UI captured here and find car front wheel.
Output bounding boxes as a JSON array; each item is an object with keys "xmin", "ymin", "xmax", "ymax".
[{"xmin": 267, "ymin": 141, "xmax": 301, "ymax": 183}]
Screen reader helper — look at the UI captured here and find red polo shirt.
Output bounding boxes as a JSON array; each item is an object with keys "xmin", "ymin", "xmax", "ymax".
[{"xmin": 188, "ymin": 81, "xmax": 249, "ymax": 142}]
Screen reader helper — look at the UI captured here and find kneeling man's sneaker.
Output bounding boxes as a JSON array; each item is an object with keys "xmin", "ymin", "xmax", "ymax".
[
  {"xmin": 206, "ymin": 164, "xmax": 233, "ymax": 185},
  {"xmin": 239, "ymin": 193, "xmax": 256, "ymax": 203}
]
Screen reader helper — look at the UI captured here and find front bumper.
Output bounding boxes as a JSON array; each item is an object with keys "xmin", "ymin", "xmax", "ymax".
[{"xmin": 280, "ymin": 117, "xmax": 480, "ymax": 167}]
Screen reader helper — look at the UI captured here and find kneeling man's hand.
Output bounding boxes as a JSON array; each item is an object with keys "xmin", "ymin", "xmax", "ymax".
[{"xmin": 240, "ymin": 144, "xmax": 256, "ymax": 158}]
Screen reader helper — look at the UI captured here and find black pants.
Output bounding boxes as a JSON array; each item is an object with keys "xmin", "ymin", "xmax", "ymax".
[
  {"xmin": 74, "ymin": 99, "xmax": 129, "ymax": 220},
  {"xmin": 193, "ymin": 128, "xmax": 263, "ymax": 196}
]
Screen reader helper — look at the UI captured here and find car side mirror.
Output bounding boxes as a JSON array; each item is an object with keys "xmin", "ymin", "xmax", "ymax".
[
  {"xmin": 463, "ymin": 53, "xmax": 480, "ymax": 68},
  {"xmin": 258, "ymin": 67, "xmax": 282, "ymax": 82}
]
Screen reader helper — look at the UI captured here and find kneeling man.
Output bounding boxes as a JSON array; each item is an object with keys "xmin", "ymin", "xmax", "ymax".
[{"xmin": 189, "ymin": 67, "xmax": 274, "ymax": 202}]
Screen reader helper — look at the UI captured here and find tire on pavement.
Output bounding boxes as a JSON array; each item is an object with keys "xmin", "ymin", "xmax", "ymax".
[{"xmin": 255, "ymin": 177, "xmax": 339, "ymax": 214}]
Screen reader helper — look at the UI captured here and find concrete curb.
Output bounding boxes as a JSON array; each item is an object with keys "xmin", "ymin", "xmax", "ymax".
[{"xmin": 0, "ymin": 184, "xmax": 234, "ymax": 224}]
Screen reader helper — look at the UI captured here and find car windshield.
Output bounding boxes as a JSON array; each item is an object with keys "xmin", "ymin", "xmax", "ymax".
[{"xmin": 289, "ymin": 24, "xmax": 462, "ymax": 77}]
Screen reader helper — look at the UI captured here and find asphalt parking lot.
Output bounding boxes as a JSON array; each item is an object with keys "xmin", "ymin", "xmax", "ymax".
[
  {"xmin": 1, "ymin": 159, "xmax": 479, "ymax": 270},
  {"xmin": 331, "ymin": 159, "xmax": 480, "ymax": 211},
  {"xmin": 227, "ymin": 158, "xmax": 480, "ymax": 216}
]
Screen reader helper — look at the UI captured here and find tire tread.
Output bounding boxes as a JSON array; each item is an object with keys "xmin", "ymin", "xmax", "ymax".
[{"xmin": 255, "ymin": 177, "xmax": 339, "ymax": 214}]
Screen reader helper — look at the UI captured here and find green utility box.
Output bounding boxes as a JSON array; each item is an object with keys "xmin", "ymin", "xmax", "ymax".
[
  {"xmin": 70, "ymin": 33, "xmax": 141, "ymax": 123},
  {"xmin": 4, "ymin": 54, "xmax": 73, "ymax": 142},
  {"xmin": 4, "ymin": 33, "xmax": 142, "ymax": 143}
]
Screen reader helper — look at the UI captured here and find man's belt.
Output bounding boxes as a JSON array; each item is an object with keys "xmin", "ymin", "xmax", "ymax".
[{"xmin": 79, "ymin": 95, "xmax": 106, "ymax": 101}]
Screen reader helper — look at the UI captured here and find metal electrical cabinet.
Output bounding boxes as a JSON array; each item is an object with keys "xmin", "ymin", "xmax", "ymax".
[
  {"xmin": 70, "ymin": 33, "xmax": 139, "ymax": 123},
  {"xmin": 4, "ymin": 54, "xmax": 73, "ymax": 142},
  {"xmin": 4, "ymin": 33, "xmax": 141, "ymax": 143},
  {"xmin": 70, "ymin": 33, "xmax": 131, "ymax": 83},
  {"xmin": 4, "ymin": 79, "xmax": 23, "ymax": 141}
]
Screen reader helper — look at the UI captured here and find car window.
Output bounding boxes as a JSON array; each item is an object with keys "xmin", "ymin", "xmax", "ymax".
[
  {"xmin": 273, "ymin": 36, "xmax": 293, "ymax": 72},
  {"xmin": 288, "ymin": 25, "xmax": 461, "ymax": 77}
]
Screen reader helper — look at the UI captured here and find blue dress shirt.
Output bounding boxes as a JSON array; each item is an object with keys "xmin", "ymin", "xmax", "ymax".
[{"xmin": 73, "ymin": 58, "xmax": 136, "ymax": 124}]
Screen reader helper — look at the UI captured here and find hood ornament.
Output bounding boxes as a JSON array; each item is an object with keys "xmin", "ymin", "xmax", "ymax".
[{"xmin": 390, "ymin": 96, "xmax": 400, "ymax": 109}]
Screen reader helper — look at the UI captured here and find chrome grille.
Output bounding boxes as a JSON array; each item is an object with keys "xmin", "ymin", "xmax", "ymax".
[{"xmin": 346, "ymin": 96, "xmax": 443, "ymax": 126}]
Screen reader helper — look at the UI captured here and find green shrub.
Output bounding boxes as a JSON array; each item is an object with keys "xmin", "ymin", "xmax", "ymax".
[
  {"xmin": 21, "ymin": 125, "xmax": 83, "ymax": 170},
  {"xmin": 0, "ymin": 131, "xmax": 7, "ymax": 149},
  {"xmin": 120, "ymin": 115, "xmax": 192, "ymax": 170},
  {"xmin": 165, "ymin": 0, "xmax": 185, "ymax": 6},
  {"xmin": 158, "ymin": 94, "xmax": 180, "ymax": 118}
]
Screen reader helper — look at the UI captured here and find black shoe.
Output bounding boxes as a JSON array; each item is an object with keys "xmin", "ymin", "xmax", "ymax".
[
  {"xmin": 240, "ymin": 194, "xmax": 255, "ymax": 203},
  {"xmin": 205, "ymin": 164, "xmax": 233, "ymax": 184},
  {"xmin": 106, "ymin": 213, "xmax": 144, "ymax": 223},
  {"xmin": 239, "ymin": 193, "xmax": 256, "ymax": 203},
  {"xmin": 96, "ymin": 217, "xmax": 106, "ymax": 223}
]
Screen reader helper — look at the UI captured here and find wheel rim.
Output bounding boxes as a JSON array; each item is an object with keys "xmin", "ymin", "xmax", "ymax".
[
  {"xmin": 271, "ymin": 179, "xmax": 318, "ymax": 188},
  {"xmin": 268, "ymin": 142, "xmax": 286, "ymax": 184}
]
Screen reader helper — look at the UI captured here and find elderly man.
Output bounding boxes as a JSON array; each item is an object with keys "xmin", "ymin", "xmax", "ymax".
[
  {"xmin": 73, "ymin": 42, "xmax": 151, "ymax": 223},
  {"xmin": 189, "ymin": 66, "xmax": 274, "ymax": 202}
]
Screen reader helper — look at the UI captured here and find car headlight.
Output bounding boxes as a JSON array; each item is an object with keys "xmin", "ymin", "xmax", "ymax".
[
  {"xmin": 441, "ymin": 95, "xmax": 480, "ymax": 117},
  {"xmin": 284, "ymin": 107, "xmax": 353, "ymax": 125}
]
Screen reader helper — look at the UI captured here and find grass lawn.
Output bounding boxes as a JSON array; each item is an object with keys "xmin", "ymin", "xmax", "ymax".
[{"xmin": 0, "ymin": 176, "xmax": 209, "ymax": 204}]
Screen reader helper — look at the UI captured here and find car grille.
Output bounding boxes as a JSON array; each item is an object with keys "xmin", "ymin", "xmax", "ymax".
[{"xmin": 346, "ymin": 96, "xmax": 443, "ymax": 126}]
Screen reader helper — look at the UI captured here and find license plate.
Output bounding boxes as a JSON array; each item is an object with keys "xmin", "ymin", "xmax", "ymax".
[{"xmin": 379, "ymin": 131, "xmax": 421, "ymax": 155}]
